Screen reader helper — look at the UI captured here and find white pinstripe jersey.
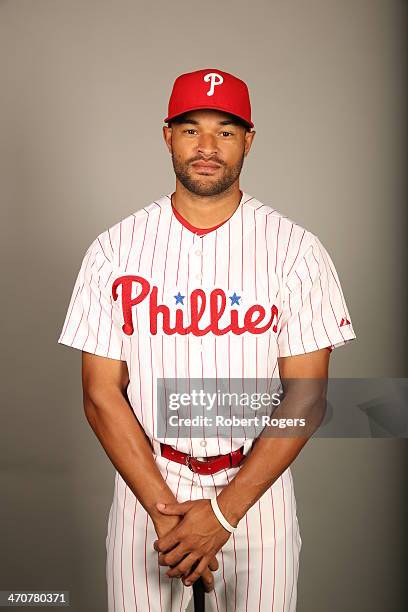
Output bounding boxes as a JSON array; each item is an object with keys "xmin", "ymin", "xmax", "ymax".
[{"xmin": 58, "ymin": 191, "xmax": 357, "ymax": 458}]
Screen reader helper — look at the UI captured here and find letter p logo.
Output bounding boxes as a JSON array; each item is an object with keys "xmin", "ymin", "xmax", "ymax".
[{"xmin": 203, "ymin": 72, "xmax": 224, "ymax": 96}]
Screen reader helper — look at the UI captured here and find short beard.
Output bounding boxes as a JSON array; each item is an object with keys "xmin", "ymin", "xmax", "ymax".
[{"xmin": 171, "ymin": 150, "xmax": 245, "ymax": 197}]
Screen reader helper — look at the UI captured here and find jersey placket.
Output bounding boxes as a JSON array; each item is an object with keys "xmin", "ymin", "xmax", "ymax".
[{"xmin": 186, "ymin": 233, "xmax": 210, "ymax": 458}]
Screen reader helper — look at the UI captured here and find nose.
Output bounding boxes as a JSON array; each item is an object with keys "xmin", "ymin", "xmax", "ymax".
[{"xmin": 196, "ymin": 133, "xmax": 219, "ymax": 157}]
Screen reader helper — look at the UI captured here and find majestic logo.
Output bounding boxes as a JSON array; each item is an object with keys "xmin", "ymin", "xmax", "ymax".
[
  {"xmin": 203, "ymin": 72, "xmax": 223, "ymax": 96},
  {"xmin": 339, "ymin": 318, "xmax": 351, "ymax": 327},
  {"xmin": 112, "ymin": 275, "xmax": 279, "ymax": 337}
]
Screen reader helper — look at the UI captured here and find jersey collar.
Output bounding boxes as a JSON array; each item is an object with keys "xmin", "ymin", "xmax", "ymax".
[{"xmin": 168, "ymin": 190, "xmax": 245, "ymax": 237}]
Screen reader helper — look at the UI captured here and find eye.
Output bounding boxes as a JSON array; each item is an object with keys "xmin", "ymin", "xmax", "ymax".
[
  {"xmin": 184, "ymin": 129, "xmax": 197, "ymax": 135},
  {"xmin": 221, "ymin": 131, "xmax": 233, "ymax": 137}
]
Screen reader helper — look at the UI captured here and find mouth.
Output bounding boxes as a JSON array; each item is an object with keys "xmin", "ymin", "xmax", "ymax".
[{"xmin": 191, "ymin": 162, "xmax": 221, "ymax": 174}]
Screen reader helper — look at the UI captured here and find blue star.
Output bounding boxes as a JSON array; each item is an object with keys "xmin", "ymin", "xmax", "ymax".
[
  {"xmin": 229, "ymin": 292, "xmax": 241, "ymax": 306},
  {"xmin": 174, "ymin": 292, "xmax": 185, "ymax": 305}
]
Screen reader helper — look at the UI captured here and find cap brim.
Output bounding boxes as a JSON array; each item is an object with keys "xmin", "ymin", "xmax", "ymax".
[{"xmin": 164, "ymin": 105, "xmax": 254, "ymax": 129}]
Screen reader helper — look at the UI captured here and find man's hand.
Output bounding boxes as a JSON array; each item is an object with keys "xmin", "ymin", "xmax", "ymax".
[
  {"xmin": 153, "ymin": 512, "xmax": 219, "ymax": 592},
  {"xmin": 153, "ymin": 499, "xmax": 232, "ymax": 586}
]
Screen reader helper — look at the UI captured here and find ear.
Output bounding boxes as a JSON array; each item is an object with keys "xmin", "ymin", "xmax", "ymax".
[
  {"xmin": 244, "ymin": 130, "xmax": 256, "ymax": 156},
  {"xmin": 163, "ymin": 125, "xmax": 172, "ymax": 154}
]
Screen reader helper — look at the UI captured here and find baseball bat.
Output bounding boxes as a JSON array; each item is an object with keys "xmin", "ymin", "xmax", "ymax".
[{"xmin": 192, "ymin": 577, "xmax": 205, "ymax": 611}]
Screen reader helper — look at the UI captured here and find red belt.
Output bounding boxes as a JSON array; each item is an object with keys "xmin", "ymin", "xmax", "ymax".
[{"xmin": 160, "ymin": 443, "xmax": 245, "ymax": 475}]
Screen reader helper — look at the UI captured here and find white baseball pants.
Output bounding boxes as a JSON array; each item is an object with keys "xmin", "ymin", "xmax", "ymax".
[{"xmin": 106, "ymin": 444, "xmax": 302, "ymax": 611}]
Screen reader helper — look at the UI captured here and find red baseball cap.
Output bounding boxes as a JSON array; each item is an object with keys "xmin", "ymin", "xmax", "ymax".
[{"xmin": 164, "ymin": 68, "xmax": 254, "ymax": 129}]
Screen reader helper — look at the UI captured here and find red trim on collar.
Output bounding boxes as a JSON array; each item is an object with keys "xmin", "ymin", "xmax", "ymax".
[
  {"xmin": 170, "ymin": 191, "xmax": 243, "ymax": 235},
  {"xmin": 171, "ymin": 203, "xmax": 226, "ymax": 234}
]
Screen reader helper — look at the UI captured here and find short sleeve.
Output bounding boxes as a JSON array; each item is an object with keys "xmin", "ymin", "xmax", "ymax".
[
  {"xmin": 57, "ymin": 237, "xmax": 125, "ymax": 360},
  {"xmin": 277, "ymin": 235, "xmax": 357, "ymax": 357}
]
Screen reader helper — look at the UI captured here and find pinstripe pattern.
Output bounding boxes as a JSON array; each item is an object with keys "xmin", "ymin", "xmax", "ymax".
[
  {"xmin": 58, "ymin": 191, "xmax": 356, "ymax": 611},
  {"xmin": 105, "ymin": 453, "xmax": 301, "ymax": 612}
]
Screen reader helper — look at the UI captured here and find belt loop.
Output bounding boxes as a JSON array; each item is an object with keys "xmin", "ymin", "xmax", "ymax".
[{"xmin": 185, "ymin": 454, "xmax": 193, "ymax": 471}]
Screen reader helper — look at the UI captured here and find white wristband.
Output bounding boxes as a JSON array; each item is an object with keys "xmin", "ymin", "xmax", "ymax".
[{"xmin": 210, "ymin": 496, "xmax": 237, "ymax": 533}]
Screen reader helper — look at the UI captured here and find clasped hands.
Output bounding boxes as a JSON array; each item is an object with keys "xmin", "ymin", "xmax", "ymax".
[{"xmin": 153, "ymin": 498, "xmax": 232, "ymax": 591}]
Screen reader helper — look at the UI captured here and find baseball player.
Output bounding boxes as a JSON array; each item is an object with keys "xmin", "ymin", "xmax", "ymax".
[{"xmin": 57, "ymin": 68, "xmax": 357, "ymax": 611}]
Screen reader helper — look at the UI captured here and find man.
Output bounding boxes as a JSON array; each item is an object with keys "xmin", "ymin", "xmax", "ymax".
[{"xmin": 58, "ymin": 67, "xmax": 357, "ymax": 611}]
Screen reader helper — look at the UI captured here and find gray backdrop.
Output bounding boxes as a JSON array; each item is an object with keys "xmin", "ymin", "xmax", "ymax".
[{"xmin": 1, "ymin": 1, "xmax": 406, "ymax": 611}]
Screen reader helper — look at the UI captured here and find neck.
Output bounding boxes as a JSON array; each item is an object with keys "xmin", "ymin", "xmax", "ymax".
[{"xmin": 171, "ymin": 182, "xmax": 243, "ymax": 229}]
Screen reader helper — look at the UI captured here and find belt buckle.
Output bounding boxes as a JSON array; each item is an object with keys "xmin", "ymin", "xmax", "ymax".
[{"xmin": 184, "ymin": 454, "xmax": 195, "ymax": 472}]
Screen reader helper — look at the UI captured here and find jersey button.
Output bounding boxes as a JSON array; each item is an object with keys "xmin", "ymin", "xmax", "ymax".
[
  {"xmin": 200, "ymin": 440, "xmax": 207, "ymax": 447},
  {"xmin": 195, "ymin": 249, "xmax": 202, "ymax": 256},
  {"xmin": 195, "ymin": 273, "xmax": 201, "ymax": 281}
]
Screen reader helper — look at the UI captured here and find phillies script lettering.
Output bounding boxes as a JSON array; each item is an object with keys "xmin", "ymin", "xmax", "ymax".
[{"xmin": 112, "ymin": 275, "xmax": 279, "ymax": 337}]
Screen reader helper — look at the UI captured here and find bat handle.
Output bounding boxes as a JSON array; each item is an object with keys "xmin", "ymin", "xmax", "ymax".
[{"xmin": 192, "ymin": 576, "xmax": 206, "ymax": 611}]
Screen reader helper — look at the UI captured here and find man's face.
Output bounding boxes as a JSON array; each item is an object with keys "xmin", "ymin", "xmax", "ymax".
[{"xmin": 163, "ymin": 109, "xmax": 255, "ymax": 197}]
